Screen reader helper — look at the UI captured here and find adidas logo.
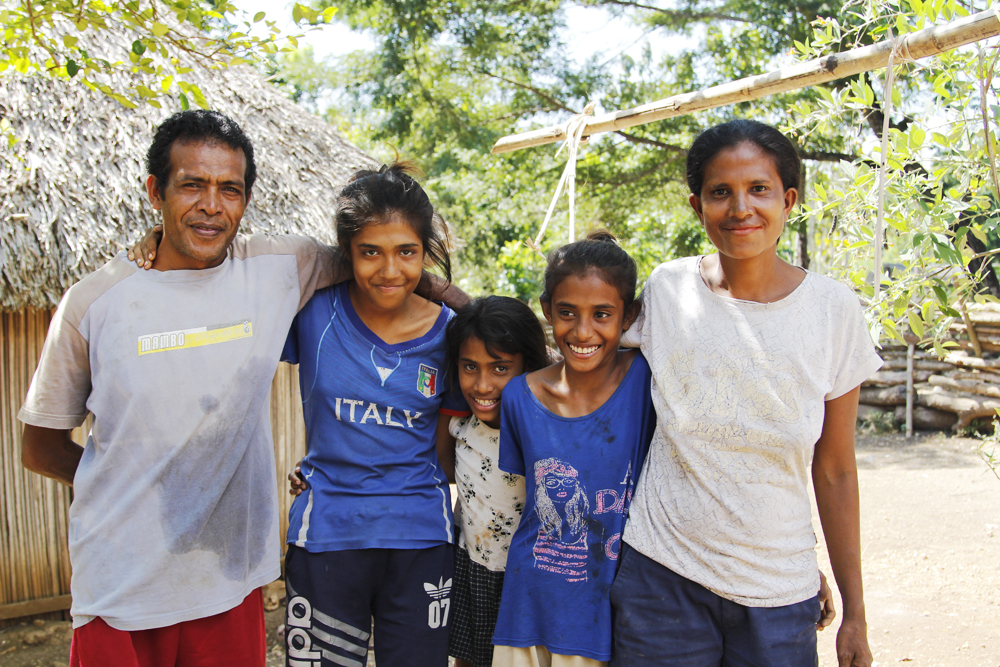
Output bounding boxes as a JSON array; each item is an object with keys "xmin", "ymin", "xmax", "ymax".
[{"xmin": 423, "ymin": 577, "xmax": 452, "ymax": 600}]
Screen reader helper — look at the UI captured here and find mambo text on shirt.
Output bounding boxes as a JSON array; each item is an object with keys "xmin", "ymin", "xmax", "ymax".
[{"xmin": 137, "ymin": 319, "xmax": 253, "ymax": 356}]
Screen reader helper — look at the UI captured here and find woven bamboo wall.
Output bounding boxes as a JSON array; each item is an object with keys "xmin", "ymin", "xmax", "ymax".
[
  {"xmin": 0, "ymin": 308, "xmax": 307, "ymax": 624},
  {"xmin": 271, "ymin": 362, "xmax": 308, "ymax": 558},
  {"xmin": 0, "ymin": 308, "xmax": 72, "ymax": 627}
]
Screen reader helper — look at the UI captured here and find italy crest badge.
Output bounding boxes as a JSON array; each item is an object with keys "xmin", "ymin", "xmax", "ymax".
[{"xmin": 417, "ymin": 364, "xmax": 438, "ymax": 398}]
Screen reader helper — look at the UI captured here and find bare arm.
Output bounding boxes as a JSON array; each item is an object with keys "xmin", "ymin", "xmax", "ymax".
[
  {"xmin": 812, "ymin": 385, "xmax": 872, "ymax": 667},
  {"xmin": 435, "ymin": 413, "xmax": 456, "ymax": 483},
  {"xmin": 418, "ymin": 274, "xmax": 470, "ymax": 311},
  {"xmin": 127, "ymin": 231, "xmax": 469, "ymax": 310},
  {"xmin": 21, "ymin": 424, "xmax": 84, "ymax": 487}
]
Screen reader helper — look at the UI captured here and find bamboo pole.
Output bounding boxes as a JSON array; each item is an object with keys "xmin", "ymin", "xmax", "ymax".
[
  {"xmin": 491, "ymin": 8, "xmax": 1000, "ymax": 154},
  {"xmin": 906, "ymin": 342, "xmax": 915, "ymax": 438},
  {"xmin": 0, "ymin": 314, "xmax": 12, "ymax": 607}
]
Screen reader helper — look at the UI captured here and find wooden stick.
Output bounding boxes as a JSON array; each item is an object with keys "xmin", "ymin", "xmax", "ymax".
[
  {"xmin": 961, "ymin": 300, "xmax": 984, "ymax": 357},
  {"xmin": 906, "ymin": 342, "xmax": 914, "ymax": 438},
  {"xmin": 0, "ymin": 594, "xmax": 71, "ymax": 621},
  {"xmin": 492, "ymin": 8, "xmax": 1000, "ymax": 154}
]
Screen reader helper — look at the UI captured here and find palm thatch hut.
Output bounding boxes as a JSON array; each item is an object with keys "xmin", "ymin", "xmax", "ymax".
[{"xmin": 0, "ymin": 22, "xmax": 375, "ymax": 625}]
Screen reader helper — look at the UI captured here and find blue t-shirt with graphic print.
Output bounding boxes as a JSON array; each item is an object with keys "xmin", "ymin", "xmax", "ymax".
[
  {"xmin": 282, "ymin": 282, "xmax": 469, "ymax": 552},
  {"xmin": 492, "ymin": 353, "xmax": 655, "ymax": 661}
]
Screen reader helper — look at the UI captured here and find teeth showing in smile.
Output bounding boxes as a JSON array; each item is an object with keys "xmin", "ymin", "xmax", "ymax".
[
  {"xmin": 568, "ymin": 343, "xmax": 600, "ymax": 355},
  {"xmin": 474, "ymin": 398, "xmax": 498, "ymax": 408}
]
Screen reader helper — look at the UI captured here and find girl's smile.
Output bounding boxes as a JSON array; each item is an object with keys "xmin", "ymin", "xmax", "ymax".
[
  {"xmin": 543, "ymin": 272, "xmax": 630, "ymax": 375},
  {"xmin": 457, "ymin": 337, "xmax": 525, "ymax": 428},
  {"xmin": 348, "ymin": 215, "xmax": 425, "ymax": 313}
]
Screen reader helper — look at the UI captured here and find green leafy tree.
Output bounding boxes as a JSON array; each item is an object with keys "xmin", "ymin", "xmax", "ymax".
[
  {"xmin": 786, "ymin": 0, "xmax": 1000, "ymax": 353},
  {"xmin": 0, "ymin": 0, "xmax": 335, "ymax": 115},
  {"xmin": 301, "ymin": 0, "xmax": 861, "ymax": 295}
]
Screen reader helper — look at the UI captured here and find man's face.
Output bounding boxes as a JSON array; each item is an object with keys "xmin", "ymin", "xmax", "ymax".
[{"xmin": 145, "ymin": 139, "xmax": 250, "ymax": 270}]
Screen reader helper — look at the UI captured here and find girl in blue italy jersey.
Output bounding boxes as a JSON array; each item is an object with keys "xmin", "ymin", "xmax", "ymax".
[
  {"xmin": 442, "ymin": 296, "xmax": 549, "ymax": 667},
  {"xmin": 281, "ymin": 162, "xmax": 469, "ymax": 667},
  {"xmin": 491, "ymin": 231, "xmax": 656, "ymax": 667}
]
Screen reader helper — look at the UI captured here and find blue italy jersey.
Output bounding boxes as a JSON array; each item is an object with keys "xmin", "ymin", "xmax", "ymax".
[
  {"xmin": 492, "ymin": 354, "xmax": 656, "ymax": 661},
  {"xmin": 283, "ymin": 282, "xmax": 469, "ymax": 551}
]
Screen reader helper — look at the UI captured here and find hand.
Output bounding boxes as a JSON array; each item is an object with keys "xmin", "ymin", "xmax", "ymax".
[
  {"xmin": 836, "ymin": 617, "xmax": 872, "ymax": 667},
  {"xmin": 288, "ymin": 458, "xmax": 308, "ymax": 496},
  {"xmin": 127, "ymin": 224, "xmax": 163, "ymax": 269},
  {"xmin": 817, "ymin": 570, "xmax": 836, "ymax": 631},
  {"xmin": 545, "ymin": 345, "xmax": 563, "ymax": 364}
]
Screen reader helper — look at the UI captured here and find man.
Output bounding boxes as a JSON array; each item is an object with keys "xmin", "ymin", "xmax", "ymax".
[{"xmin": 19, "ymin": 109, "xmax": 461, "ymax": 666}]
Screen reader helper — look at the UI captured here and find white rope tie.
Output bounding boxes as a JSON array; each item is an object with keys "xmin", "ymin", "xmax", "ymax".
[
  {"xmin": 873, "ymin": 29, "xmax": 904, "ymax": 304},
  {"xmin": 530, "ymin": 101, "xmax": 596, "ymax": 252}
]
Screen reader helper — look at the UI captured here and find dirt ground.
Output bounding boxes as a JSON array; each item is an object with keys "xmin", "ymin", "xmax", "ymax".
[
  {"xmin": 2, "ymin": 430, "xmax": 997, "ymax": 667},
  {"xmin": 815, "ymin": 431, "xmax": 1000, "ymax": 667}
]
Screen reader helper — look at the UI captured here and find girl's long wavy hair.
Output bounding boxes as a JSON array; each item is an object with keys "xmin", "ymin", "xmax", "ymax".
[{"xmin": 336, "ymin": 161, "xmax": 452, "ymax": 282}]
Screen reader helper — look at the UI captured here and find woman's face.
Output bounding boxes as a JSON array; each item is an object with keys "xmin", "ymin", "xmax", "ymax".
[
  {"xmin": 543, "ymin": 473, "xmax": 578, "ymax": 503},
  {"xmin": 348, "ymin": 215, "xmax": 425, "ymax": 312},
  {"xmin": 688, "ymin": 142, "xmax": 797, "ymax": 263}
]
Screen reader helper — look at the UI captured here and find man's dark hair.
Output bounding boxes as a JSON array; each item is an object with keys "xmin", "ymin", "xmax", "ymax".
[{"xmin": 146, "ymin": 110, "xmax": 257, "ymax": 196}]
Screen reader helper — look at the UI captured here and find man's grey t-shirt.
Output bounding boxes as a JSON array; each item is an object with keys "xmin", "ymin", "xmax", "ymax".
[{"xmin": 19, "ymin": 235, "xmax": 336, "ymax": 631}]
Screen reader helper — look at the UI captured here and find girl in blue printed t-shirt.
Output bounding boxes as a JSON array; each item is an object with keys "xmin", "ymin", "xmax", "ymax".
[
  {"xmin": 491, "ymin": 231, "xmax": 656, "ymax": 667},
  {"xmin": 282, "ymin": 162, "xmax": 469, "ymax": 667}
]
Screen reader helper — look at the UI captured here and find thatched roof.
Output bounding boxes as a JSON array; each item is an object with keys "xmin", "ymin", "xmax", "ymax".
[{"xmin": 0, "ymin": 21, "xmax": 376, "ymax": 310}]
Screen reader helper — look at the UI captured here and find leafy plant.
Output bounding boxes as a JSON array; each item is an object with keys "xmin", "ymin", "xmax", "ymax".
[{"xmin": 0, "ymin": 0, "xmax": 336, "ymax": 115}]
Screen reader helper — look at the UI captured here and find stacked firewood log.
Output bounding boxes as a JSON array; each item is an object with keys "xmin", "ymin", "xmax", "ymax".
[{"xmin": 858, "ymin": 302, "xmax": 1000, "ymax": 432}]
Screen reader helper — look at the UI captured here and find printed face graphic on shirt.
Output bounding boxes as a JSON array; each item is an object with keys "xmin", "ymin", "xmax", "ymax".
[{"xmin": 532, "ymin": 458, "xmax": 590, "ymax": 582}]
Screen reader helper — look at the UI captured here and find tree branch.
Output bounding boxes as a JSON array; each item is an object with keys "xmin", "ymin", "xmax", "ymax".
[
  {"xmin": 613, "ymin": 130, "xmax": 685, "ymax": 151},
  {"xmin": 477, "ymin": 69, "xmax": 574, "ymax": 113},
  {"xmin": 799, "ymin": 150, "xmax": 857, "ymax": 163},
  {"xmin": 591, "ymin": 156, "xmax": 677, "ymax": 186},
  {"xmin": 594, "ymin": 0, "xmax": 749, "ymax": 23}
]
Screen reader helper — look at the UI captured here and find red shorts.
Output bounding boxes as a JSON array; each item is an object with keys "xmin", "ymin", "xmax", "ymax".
[{"xmin": 69, "ymin": 588, "xmax": 265, "ymax": 667}]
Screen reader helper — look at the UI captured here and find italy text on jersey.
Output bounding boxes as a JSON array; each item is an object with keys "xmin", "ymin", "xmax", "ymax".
[{"xmin": 330, "ymin": 399, "xmax": 423, "ymax": 427}]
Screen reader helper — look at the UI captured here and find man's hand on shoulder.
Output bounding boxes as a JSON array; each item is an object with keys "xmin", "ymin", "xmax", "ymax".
[{"xmin": 127, "ymin": 224, "xmax": 163, "ymax": 269}]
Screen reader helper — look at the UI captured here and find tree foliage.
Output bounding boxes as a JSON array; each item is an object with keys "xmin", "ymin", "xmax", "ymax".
[
  {"xmin": 0, "ymin": 0, "xmax": 335, "ymax": 115},
  {"xmin": 304, "ymin": 0, "xmax": 860, "ymax": 298},
  {"xmin": 296, "ymin": 0, "xmax": 998, "ymax": 345},
  {"xmin": 788, "ymin": 0, "xmax": 1000, "ymax": 351}
]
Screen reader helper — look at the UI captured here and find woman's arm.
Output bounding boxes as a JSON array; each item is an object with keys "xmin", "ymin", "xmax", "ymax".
[{"xmin": 812, "ymin": 385, "xmax": 872, "ymax": 667}]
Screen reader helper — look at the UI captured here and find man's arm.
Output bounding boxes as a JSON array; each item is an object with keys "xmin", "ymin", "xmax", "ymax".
[
  {"xmin": 22, "ymin": 424, "xmax": 84, "ymax": 487},
  {"xmin": 128, "ymin": 230, "xmax": 470, "ymax": 310},
  {"xmin": 418, "ymin": 273, "xmax": 471, "ymax": 311}
]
